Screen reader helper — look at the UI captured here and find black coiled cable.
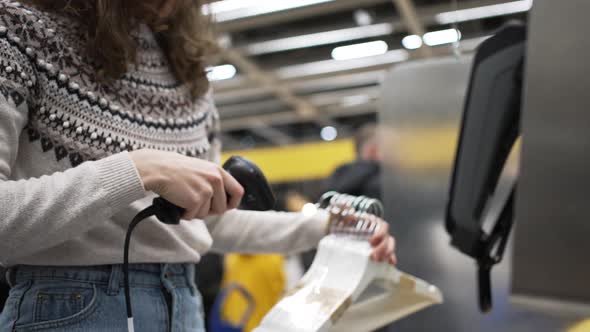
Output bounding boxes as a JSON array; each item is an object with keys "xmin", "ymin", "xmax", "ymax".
[{"xmin": 123, "ymin": 197, "xmax": 183, "ymax": 331}]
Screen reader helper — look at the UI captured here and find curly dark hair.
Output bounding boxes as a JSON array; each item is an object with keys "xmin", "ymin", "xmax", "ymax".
[{"xmin": 24, "ymin": 0, "xmax": 218, "ymax": 98}]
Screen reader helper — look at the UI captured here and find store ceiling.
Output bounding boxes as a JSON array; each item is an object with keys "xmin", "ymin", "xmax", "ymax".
[{"xmin": 207, "ymin": 0, "xmax": 531, "ymax": 150}]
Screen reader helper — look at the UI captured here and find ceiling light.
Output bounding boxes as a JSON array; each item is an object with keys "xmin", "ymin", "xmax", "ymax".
[
  {"xmin": 204, "ymin": 0, "xmax": 335, "ymax": 22},
  {"xmin": 277, "ymin": 49, "xmax": 409, "ymax": 79},
  {"xmin": 217, "ymin": 33, "xmax": 233, "ymax": 49},
  {"xmin": 341, "ymin": 95, "xmax": 371, "ymax": 107},
  {"xmin": 331, "ymin": 40, "xmax": 388, "ymax": 61},
  {"xmin": 402, "ymin": 35, "xmax": 423, "ymax": 50},
  {"xmin": 203, "ymin": 0, "xmax": 257, "ymax": 15},
  {"xmin": 423, "ymin": 29, "xmax": 461, "ymax": 47},
  {"xmin": 207, "ymin": 64, "xmax": 237, "ymax": 81},
  {"xmin": 435, "ymin": 0, "xmax": 532, "ymax": 24},
  {"xmin": 244, "ymin": 23, "xmax": 393, "ymax": 56},
  {"xmin": 354, "ymin": 9, "xmax": 373, "ymax": 26},
  {"xmin": 320, "ymin": 126, "xmax": 338, "ymax": 141}
]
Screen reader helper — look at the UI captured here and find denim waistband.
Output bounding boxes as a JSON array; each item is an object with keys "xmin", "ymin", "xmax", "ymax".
[{"xmin": 7, "ymin": 263, "xmax": 198, "ymax": 291}]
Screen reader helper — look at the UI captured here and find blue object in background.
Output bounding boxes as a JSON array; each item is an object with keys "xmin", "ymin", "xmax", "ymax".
[{"xmin": 208, "ymin": 283, "xmax": 255, "ymax": 332}]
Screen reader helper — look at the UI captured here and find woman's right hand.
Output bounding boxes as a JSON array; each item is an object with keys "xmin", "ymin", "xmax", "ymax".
[{"xmin": 129, "ymin": 149, "xmax": 244, "ymax": 220}]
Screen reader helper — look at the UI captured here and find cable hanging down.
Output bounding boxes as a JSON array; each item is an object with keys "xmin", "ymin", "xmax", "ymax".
[{"xmin": 123, "ymin": 204, "xmax": 159, "ymax": 332}]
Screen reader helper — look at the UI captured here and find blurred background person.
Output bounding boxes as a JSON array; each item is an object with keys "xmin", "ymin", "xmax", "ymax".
[{"xmin": 324, "ymin": 122, "xmax": 383, "ymax": 200}]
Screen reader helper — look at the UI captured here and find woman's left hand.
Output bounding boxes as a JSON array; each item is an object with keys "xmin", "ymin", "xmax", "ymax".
[
  {"xmin": 328, "ymin": 206, "xmax": 397, "ymax": 265},
  {"xmin": 369, "ymin": 218, "xmax": 397, "ymax": 265}
]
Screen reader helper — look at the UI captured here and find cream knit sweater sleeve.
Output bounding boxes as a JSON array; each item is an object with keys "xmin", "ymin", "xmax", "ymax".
[
  {"xmin": 205, "ymin": 209, "xmax": 330, "ymax": 255},
  {"xmin": 0, "ymin": 77, "xmax": 146, "ymax": 262}
]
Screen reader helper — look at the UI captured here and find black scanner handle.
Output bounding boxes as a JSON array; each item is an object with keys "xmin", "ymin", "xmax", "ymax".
[{"xmin": 153, "ymin": 156, "xmax": 275, "ymax": 225}]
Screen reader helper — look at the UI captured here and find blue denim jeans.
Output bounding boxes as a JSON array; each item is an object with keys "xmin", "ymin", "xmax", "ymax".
[{"xmin": 0, "ymin": 264, "xmax": 205, "ymax": 332}]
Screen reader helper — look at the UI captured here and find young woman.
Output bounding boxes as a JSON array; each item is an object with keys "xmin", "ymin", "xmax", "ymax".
[{"xmin": 0, "ymin": 1, "xmax": 397, "ymax": 331}]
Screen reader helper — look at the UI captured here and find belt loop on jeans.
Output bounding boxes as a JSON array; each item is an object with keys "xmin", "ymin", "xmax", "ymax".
[
  {"xmin": 107, "ymin": 265, "xmax": 122, "ymax": 296},
  {"xmin": 185, "ymin": 264, "xmax": 197, "ymax": 296},
  {"xmin": 5, "ymin": 266, "xmax": 16, "ymax": 288}
]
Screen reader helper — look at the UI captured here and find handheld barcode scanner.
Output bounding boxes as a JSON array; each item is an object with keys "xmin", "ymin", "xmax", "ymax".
[{"xmin": 124, "ymin": 156, "xmax": 275, "ymax": 332}]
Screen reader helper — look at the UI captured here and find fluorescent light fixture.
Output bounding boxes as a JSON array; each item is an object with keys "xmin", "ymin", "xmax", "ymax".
[
  {"xmin": 203, "ymin": 0, "xmax": 257, "ymax": 15},
  {"xmin": 320, "ymin": 126, "xmax": 338, "ymax": 141},
  {"xmin": 340, "ymin": 94, "xmax": 371, "ymax": 108},
  {"xmin": 244, "ymin": 23, "xmax": 393, "ymax": 56},
  {"xmin": 207, "ymin": 64, "xmax": 237, "ymax": 81},
  {"xmin": 204, "ymin": 0, "xmax": 335, "ymax": 22},
  {"xmin": 301, "ymin": 203, "xmax": 318, "ymax": 217},
  {"xmin": 435, "ymin": 0, "xmax": 533, "ymax": 24},
  {"xmin": 402, "ymin": 35, "xmax": 423, "ymax": 50},
  {"xmin": 331, "ymin": 40, "xmax": 388, "ymax": 61},
  {"xmin": 423, "ymin": 29, "xmax": 461, "ymax": 47},
  {"xmin": 277, "ymin": 49, "xmax": 409, "ymax": 79}
]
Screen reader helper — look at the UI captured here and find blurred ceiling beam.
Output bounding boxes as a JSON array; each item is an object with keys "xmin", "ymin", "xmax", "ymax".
[
  {"xmin": 241, "ymin": 23, "xmax": 398, "ymax": 56},
  {"xmin": 214, "ymin": 50, "xmax": 407, "ymax": 92},
  {"xmin": 219, "ymin": 99, "xmax": 285, "ymax": 119},
  {"xmin": 220, "ymin": 49, "xmax": 326, "ymax": 145},
  {"xmin": 220, "ymin": 100, "xmax": 380, "ymax": 132},
  {"xmin": 392, "ymin": 0, "xmax": 434, "ymax": 57},
  {"xmin": 214, "ymin": 70, "xmax": 385, "ymax": 106},
  {"xmin": 215, "ymin": 35, "xmax": 492, "ymax": 131},
  {"xmin": 289, "ymin": 70, "xmax": 385, "ymax": 94},
  {"xmin": 210, "ymin": 0, "xmax": 517, "ymax": 133},
  {"xmin": 215, "ymin": 0, "xmax": 390, "ymax": 32},
  {"xmin": 222, "ymin": 0, "xmax": 510, "ymax": 58},
  {"xmin": 248, "ymin": 120, "xmax": 296, "ymax": 145},
  {"xmin": 213, "ymin": 34, "xmax": 490, "ymax": 97},
  {"xmin": 219, "ymin": 86, "xmax": 379, "ymax": 121},
  {"xmin": 219, "ymin": 133, "xmax": 242, "ymax": 148},
  {"xmin": 214, "ymin": 86, "xmax": 275, "ymax": 107},
  {"xmin": 222, "ymin": 112, "xmax": 299, "ymax": 131},
  {"xmin": 276, "ymin": 49, "xmax": 409, "ymax": 80},
  {"xmin": 434, "ymin": 0, "xmax": 532, "ymax": 24},
  {"xmin": 222, "ymin": 48, "xmax": 318, "ymax": 120}
]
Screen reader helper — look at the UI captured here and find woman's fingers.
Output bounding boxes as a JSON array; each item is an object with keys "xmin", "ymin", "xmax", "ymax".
[
  {"xmin": 370, "ymin": 219, "xmax": 388, "ymax": 246},
  {"xmin": 367, "ymin": 219, "xmax": 396, "ymax": 265},
  {"xmin": 371, "ymin": 234, "xmax": 388, "ymax": 261},
  {"xmin": 388, "ymin": 253, "xmax": 398, "ymax": 265},
  {"xmin": 209, "ymin": 171, "xmax": 227, "ymax": 215},
  {"xmin": 221, "ymin": 168, "xmax": 244, "ymax": 210},
  {"xmin": 320, "ymin": 199, "xmax": 397, "ymax": 265},
  {"xmin": 196, "ymin": 192, "xmax": 212, "ymax": 219},
  {"xmin": 371, "ymin": 236, "xmax": 396, "ymax": 263},
  {"xmin": 386, "ymin": 236, "xmax": 396, "ymax": 262},
  {"xmin": 130, "ymin": 149, "xmax": 246, "ymax": 220},
  {"xmin": 184, "ymin": 194, "xmax": 205, "ymax": 220}
]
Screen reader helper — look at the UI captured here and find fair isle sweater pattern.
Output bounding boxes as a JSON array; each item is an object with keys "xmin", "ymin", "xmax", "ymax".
[{"xmin": 0, "ymin": 1, "xmax": 218, "ymax": 167}]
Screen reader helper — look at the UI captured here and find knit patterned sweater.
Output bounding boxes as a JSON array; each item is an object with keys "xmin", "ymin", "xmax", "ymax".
[{"xmin": 0, "ymin": 1, "xmax": 328, "ymax": 267}]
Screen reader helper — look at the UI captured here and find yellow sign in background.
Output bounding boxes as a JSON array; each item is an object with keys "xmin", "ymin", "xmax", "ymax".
[
  {"xmin": 220, "ymin": 125, "xmax": 464, "ymax": 184},
  {"xmin": 222, "ymin": 140, "xmax": 356, "ymax": 183}
]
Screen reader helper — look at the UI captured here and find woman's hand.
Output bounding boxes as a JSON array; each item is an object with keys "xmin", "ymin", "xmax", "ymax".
[
  {"xmin": 369, "ymin": 218, "xmax": 397, "ymax": 265},
  {"xmin": 329, "ymin": 209, "xmax": 397, "ymax": 265},
  {"xmin": 130, "ymin": 149, "xmax": 244, "ymax": 220}
]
